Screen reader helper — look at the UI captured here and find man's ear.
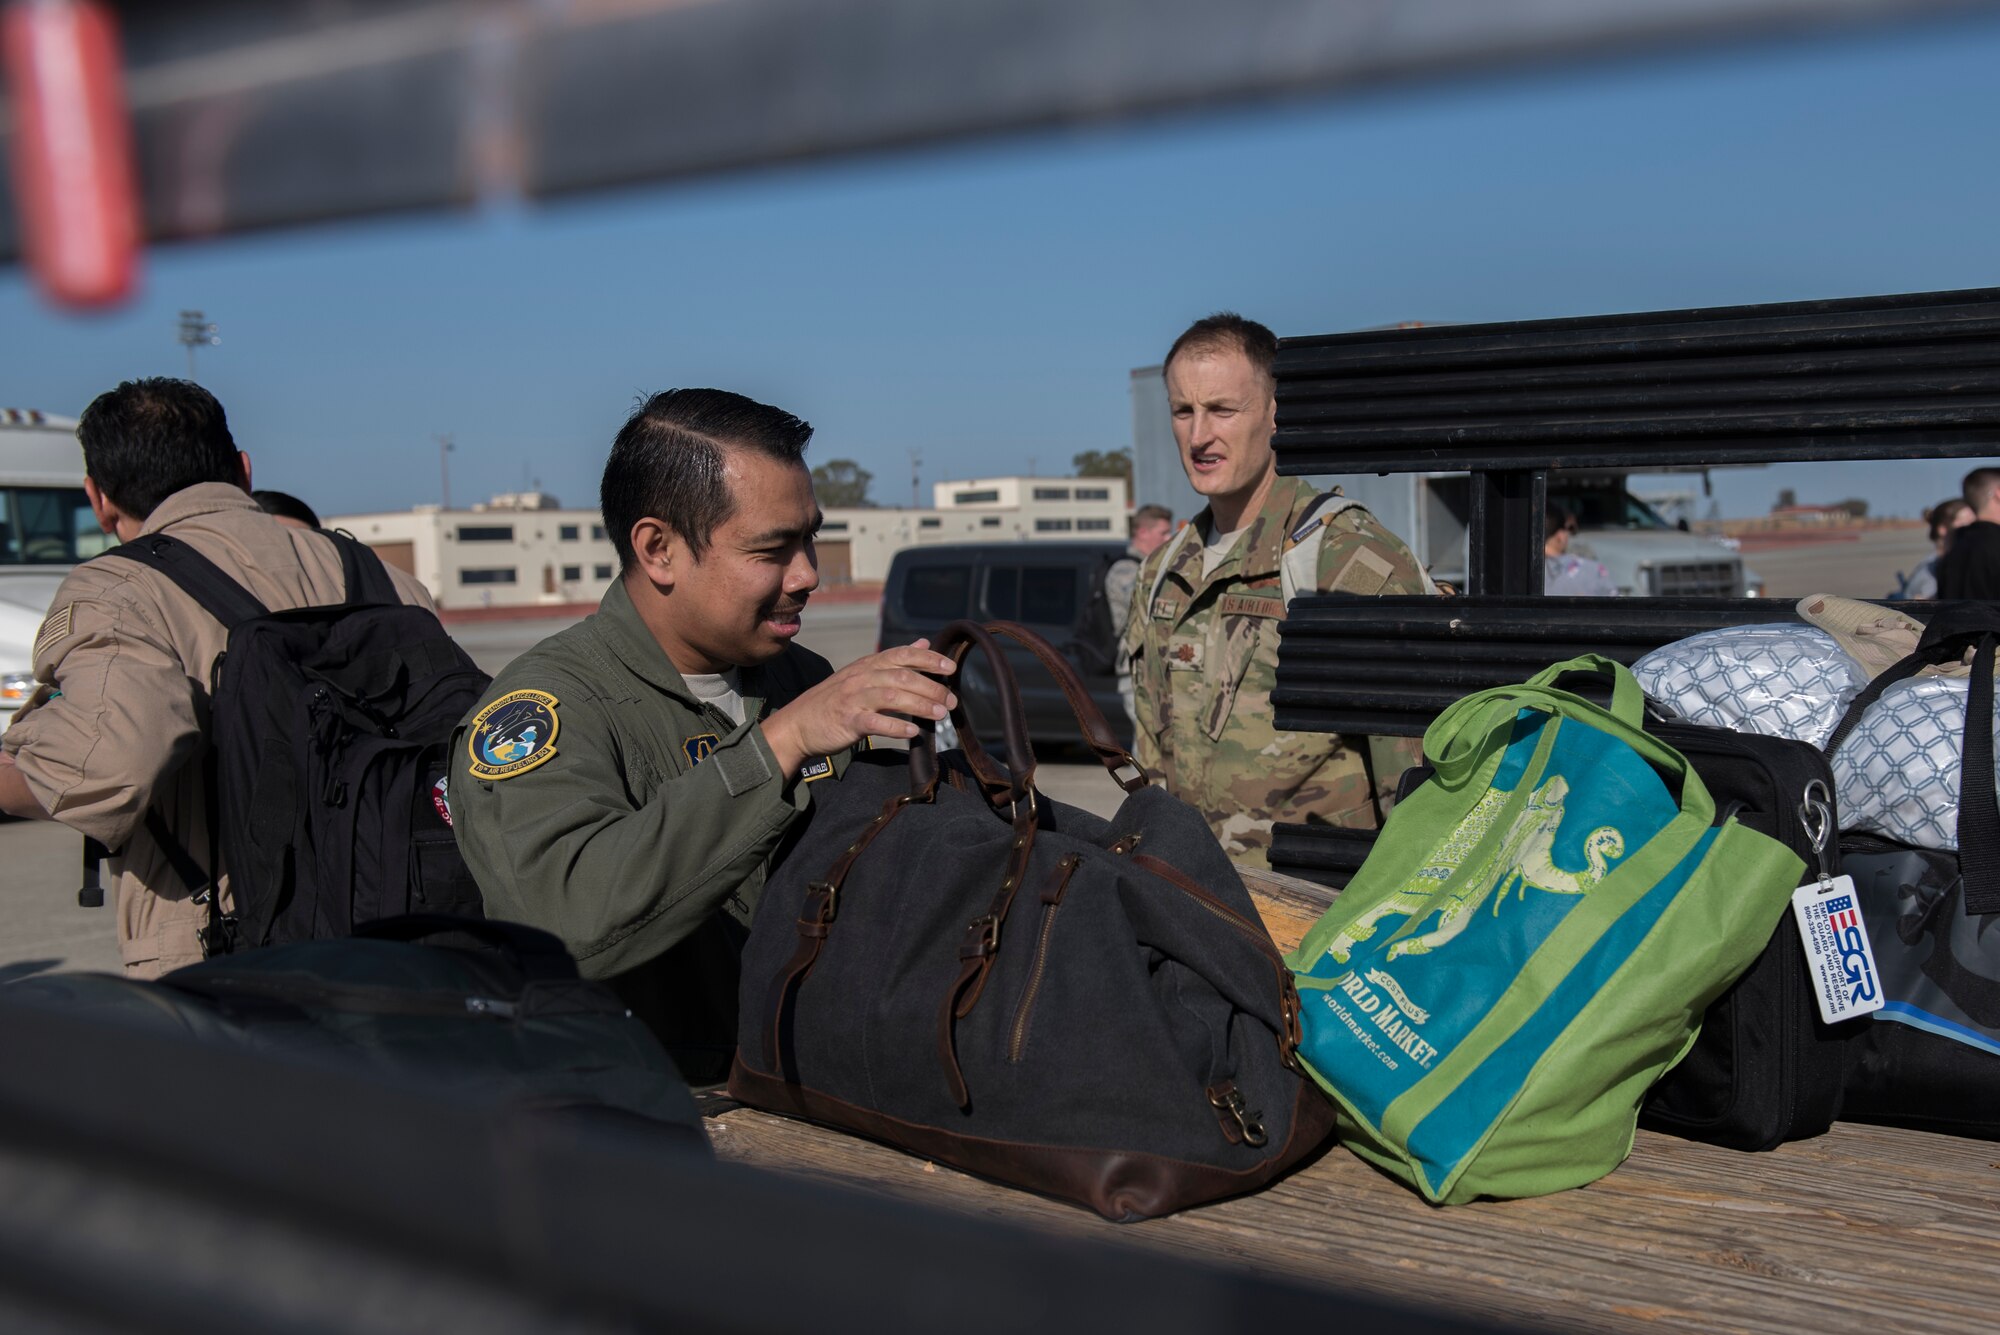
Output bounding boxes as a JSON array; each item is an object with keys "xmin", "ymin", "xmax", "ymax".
[
  {"xmin": 82, "ymin": 477, "xmax": 124, "ymax": 537},
  {"xmin": 235, "ymin": 450, "xmax": 253, "ymax": 493},
  {"xmin": 629, "ymin": 517, "xmax": 680, "ymax": 590}
]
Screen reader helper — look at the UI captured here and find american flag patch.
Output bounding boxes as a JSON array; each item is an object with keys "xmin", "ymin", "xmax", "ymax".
[{"xmin": 33, "ymin": 604, "xmax": 71, "ymax": 658}]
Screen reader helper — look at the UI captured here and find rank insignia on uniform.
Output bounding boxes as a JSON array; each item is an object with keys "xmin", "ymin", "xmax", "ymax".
[
  {"xmin": 466, "ymin": 689, "xmax": 560, "ymax": 781},
  {"xmin": 684, "ymin": 734, "xmax": 720, "ymax": 766},
  {"xmin": 798, "ymin": 755, "xmax": 834, "ymax": 783}
]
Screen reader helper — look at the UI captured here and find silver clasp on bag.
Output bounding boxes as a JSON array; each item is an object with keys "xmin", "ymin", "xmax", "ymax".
[{"xmin": 1799, "ymin": 780, "xmax": 1836, "ymax": 889}]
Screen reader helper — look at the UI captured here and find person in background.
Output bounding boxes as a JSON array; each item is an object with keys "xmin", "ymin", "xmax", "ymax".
[
  {"xmin": 252, "ymin": 489, "xmax": 321, "ymax": 530},
  {"xmin": 1107, "ymin": 503, "xmax": 1173, "ymax": 727},
  {"xmin": 0, "ymin": 379, "xmax": 434, "ymax": 975},
  {"xmin": 1939, "ymin": 468, "xmax": 2000, "ymax": 600},
  {"xmin": 1123, "ymin": 313, "xmax": 1429, "ymax": 867},
  {"xmin": 1897, "ymin": 497, "xmax": 1971, "ymax": 599},
  {"xmin": 449, "ymin": 388, "xmax": 958, "ymax": 1082},
  {"xmin": 1543, "ymin": 507, "xmax": 1618, "ymax": 596}
]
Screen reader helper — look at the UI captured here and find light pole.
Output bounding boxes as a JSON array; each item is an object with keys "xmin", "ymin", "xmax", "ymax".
[
  {"xmin": 436, "ymin": 433, "xmax": 455, "ymax": 509},
  {"xmin": 177, "ymin": 310, "xmax": 218, "ymax": 378}
]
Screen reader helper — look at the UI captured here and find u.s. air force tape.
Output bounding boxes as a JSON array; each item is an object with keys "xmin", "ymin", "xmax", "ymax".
[{"xmin": 467, "ymin": 689, "xmax": 560, "ymax": 780}]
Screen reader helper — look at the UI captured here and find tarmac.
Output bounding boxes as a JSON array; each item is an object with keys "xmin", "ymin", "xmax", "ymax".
[{"xmin": 0, "ymin": 529, "xmax": 1930, "ymax": 978}]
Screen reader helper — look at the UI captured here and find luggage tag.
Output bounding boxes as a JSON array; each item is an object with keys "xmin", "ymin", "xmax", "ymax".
[{"xmin": 1789, "ymin": 780, "xmax": 1884, "ymax": 1025}]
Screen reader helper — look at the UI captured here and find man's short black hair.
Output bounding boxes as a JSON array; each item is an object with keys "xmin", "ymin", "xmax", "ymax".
[
  {"xmin": 601, "ymin": 388, "xmax": 814, "ymax": 570},
  {"xmin": 1163, "ymin": 312, "xmax": 1279, "ymax": 390},
  {"xmin": 252, "ymin": 489, "xmax": 320, "ymax": 528},
  {"xmin": 1965, "ymin": 467, "xmax": 2000, "ymax": 516},
  {"xmin": 77, "ymin": 378, "xmax": 241, "ymax": 520}
]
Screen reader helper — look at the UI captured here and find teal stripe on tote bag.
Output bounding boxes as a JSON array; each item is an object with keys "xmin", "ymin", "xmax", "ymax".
[{"xmin": 1287, "ymin": 656, "xmax": 1802, "ymax": 1205}]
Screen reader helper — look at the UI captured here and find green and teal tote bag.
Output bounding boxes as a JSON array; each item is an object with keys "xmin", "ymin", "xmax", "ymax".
[{"xmin": 1287, "ymin": 656, "xmax": 1802, "ymax": 1205}]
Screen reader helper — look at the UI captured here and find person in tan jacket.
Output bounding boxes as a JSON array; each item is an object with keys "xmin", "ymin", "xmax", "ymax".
[{"xmin": 0, "ymin": 378, "xmax": 433, "ymax": 976}]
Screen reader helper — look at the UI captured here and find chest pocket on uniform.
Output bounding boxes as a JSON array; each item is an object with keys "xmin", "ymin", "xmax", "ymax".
[{"xmin": 1199, "ymin": 592, "xmax": 1284, "ymax": 741}]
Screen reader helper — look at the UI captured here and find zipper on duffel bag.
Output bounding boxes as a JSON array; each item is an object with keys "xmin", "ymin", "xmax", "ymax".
[
  {"xmin": 1007, "ymin": 833, "xmax": 1143, "ymax": 1063},
  {"xmin": 1007, "ymin": 854, "xmax": 1083, "ymax": 1063}
]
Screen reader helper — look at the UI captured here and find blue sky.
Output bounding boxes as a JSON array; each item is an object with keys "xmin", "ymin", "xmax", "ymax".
[{"xmin": 4, "ymin": 11, "xmax": 1998, "ymax": 520}]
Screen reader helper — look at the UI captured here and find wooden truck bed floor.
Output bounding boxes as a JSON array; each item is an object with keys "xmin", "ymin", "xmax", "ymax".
[{"xmin": 709, "ymin": 867, "xmax": 2000, "ymax": 1335}]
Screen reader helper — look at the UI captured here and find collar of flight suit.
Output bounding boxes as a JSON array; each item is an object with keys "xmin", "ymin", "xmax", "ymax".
[
  {"xmin": 593, "ymin": 576, "xmax": 770, "ymax": 719},
  {"xmin": 1169, "ymin": 473, "xmax": 1314, "ymax": 601},
  {"xmin": 135, "ymin": 482, "xmax": 264, "ymax": 536}
]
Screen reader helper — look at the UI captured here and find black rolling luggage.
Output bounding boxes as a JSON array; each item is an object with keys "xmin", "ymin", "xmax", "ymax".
[
  {"xmin": 1638, "ymin": 722, "xmax": 1861, "ymax": 1150},
  {"xmin": 6, "ymin": 915, "xmax": 706, "ymax": 1146}
]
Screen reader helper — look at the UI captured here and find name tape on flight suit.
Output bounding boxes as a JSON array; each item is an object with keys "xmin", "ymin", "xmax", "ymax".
[{"xmin": 685, "ymin": 731, "xmax": 834, "ymax": 783}]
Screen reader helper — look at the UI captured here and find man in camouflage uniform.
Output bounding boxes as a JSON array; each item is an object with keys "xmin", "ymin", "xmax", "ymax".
[{"xmin": 1122, "ymin": 314, "xmax": 1428, "ymax": 867}]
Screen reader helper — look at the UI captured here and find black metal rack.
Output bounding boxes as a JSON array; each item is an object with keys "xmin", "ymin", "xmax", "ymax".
[{"xmin": 1265, "ymin": 286, "xmax": 2000, "ymax": 886}]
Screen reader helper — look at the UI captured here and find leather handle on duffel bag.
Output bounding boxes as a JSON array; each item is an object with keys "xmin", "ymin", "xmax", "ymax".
[
  {"xmin": 980, "ymin": 622, "xmax": 1147, "ymax": 794},
  {"xmin": 910, "ymin": 619, "xmax": 1037, "ymax": 809}
]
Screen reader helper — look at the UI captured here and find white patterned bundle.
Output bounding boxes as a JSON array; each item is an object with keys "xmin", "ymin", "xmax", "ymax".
[
  {"xmin": 1633, "ymin": 625, "xmax": 1868, "ymax": 748},
  {"xmin": 1831, "ymin": 676, "xmax": 1994, "ymax": 852}
]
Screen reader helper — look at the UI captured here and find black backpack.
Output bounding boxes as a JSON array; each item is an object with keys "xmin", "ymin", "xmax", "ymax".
[{"xmin": 100, "ymin": 531, "xmax": 492, "ymax": 953}]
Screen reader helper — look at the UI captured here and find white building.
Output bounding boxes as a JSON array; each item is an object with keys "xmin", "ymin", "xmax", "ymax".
[
  {"xmin": 329, "ymin": 474, "xmax": 1128, "ymax": 609},
  {"xmin": 817, "ymin": 474, "xmax": 1128, "ymax": 583},
  {"xmin": 329, "ymin": 492, "xmax": 620, "ymax": 612}
]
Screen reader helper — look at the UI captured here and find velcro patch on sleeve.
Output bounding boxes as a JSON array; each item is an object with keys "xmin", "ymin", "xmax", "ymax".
[
  {"xmin": 1331, "ymin": 547, "xmax": 1396, "ymax": 596},
  {"xmin": 799, "ymin": 755, "xmax": 835, "ymax": 783}
]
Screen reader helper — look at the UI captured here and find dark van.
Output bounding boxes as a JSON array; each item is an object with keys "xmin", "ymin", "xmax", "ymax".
[{"xmin": 877, "ymin": 541, "xmax": 1132, "ymax": 747}]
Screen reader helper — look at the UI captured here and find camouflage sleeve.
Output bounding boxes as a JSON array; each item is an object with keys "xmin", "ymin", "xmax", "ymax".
[
  {"xmin": 1103, "ymin": 556, "xmax": 1139, "ymax": 640},
  {"xmin": 1314, "ymin": 507, "xmax": 1430, "ymax": 597},
  {"xmin": 1123, "ymin": 548, "xmax": 1168, "ymax": 778}
]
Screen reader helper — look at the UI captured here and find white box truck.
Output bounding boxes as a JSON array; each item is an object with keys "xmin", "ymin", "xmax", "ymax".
[{"xmin": 0, "ymin": 409, "xmax": 103, "ymax": 714}]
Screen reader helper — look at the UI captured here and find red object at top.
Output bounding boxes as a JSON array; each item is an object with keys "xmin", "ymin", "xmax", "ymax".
[{"xmin": 2, "ymin": 0, "xmax": 141, "ymax": 308}]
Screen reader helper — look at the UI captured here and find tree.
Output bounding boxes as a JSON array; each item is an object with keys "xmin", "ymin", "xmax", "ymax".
[
  {"xmin": 1774, "ymin": 488, "xmax": 1798, "ymax": 510},
  {"xmin": 1072, "ymin": 448, "xmax": 1132, "ymax": 485},
  {"xmin": 1833, "ymin": 497, "xmax": 1870, "ymax": 520},
  {"xmin": 812, "ymin": 459, "xmax": 874, "ymax": 508}
]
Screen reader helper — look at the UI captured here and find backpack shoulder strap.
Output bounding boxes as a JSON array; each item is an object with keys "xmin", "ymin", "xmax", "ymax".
[
  {"xmin": 325, "ymin": 530, "xmax": 401, "ymax": 607},
  {"xmin": 94, "ymin": 535, "xmax": 268, "ymax": 630}
]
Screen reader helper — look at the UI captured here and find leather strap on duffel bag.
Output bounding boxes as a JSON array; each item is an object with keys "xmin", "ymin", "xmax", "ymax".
[{"xmin": 730, "ymin": 619, "xmax": 1332, "ymax": 1221}]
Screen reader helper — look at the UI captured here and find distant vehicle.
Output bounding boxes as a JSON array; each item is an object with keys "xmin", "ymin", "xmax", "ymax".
[
  {"xmin": 0, "ymin": 409, "xmax": 101, "ymax": 715},
  {"xmin": 1130, "ymin": 365, "xmax": 1764, "ymax": 597},
  {"xmin": 877, "ymin": 541, "xmax": 1132, "ymax": 748}
]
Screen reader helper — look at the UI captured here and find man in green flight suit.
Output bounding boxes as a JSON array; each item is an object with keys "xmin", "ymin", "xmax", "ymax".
[
  {"xmin": 452, "ymin": 389, "xmax": 959, "ymax": 1081},
  {"xmin": 1123, "ymin": 314, "xmax": 1430, "ymax": 868}
]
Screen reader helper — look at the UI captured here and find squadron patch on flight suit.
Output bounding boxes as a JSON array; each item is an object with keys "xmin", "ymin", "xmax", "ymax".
[
  {"xmin": 684, "ymin": 734, "xmax": 720, "ymax": 766},
  {"xmin": 467, "ymin": 689, "xmax": 561, "ymax": 780}
]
